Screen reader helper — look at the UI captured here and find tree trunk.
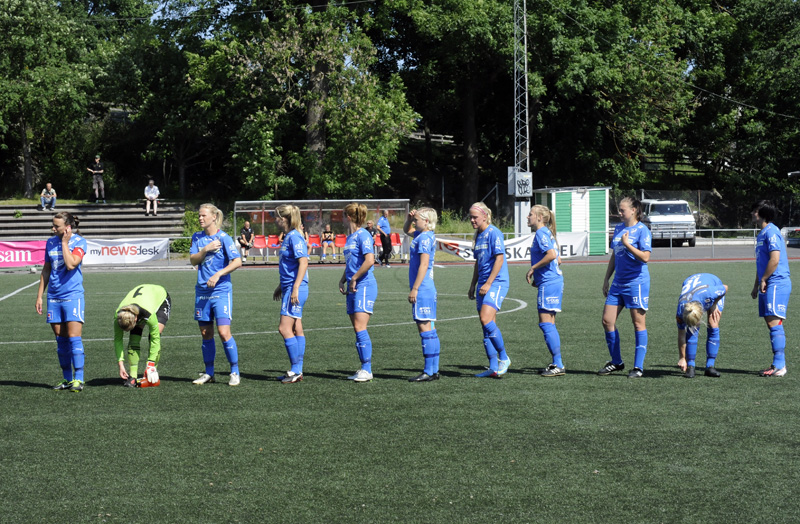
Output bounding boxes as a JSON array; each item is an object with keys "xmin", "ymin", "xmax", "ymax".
[
  {"xmin": 306, "ymin": 61, "xmax": 328, "ymax": 168},
  {"xmin": 460, "ymin": 86, "xmax": 479, "ymax": 210},
  {"xmin": 20, "ymin": 117, "xmax": 35, "ymax": 198}
]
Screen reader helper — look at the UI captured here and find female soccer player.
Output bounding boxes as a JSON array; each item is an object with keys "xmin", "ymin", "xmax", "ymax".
[
  {"xmin": 676, "ymin": 273, "xmax": 727, "ymax": 378},
  {"xmin": 525, "ymin": 205, "xmax": 565, "ymax": 376},
  {"xmin": 751, "ymin": 200, "xmax": 792, "ymax": 377},
  {"xmin": 468, "ymin": 202, "xmax": 511, "ymax": 378},
  {"xmin": 338, "ymin": 202, "xmax": 378, "ymax": 382},
  {"xmin": 321, "ymin": 224, "xmax": 336, "ymax": 261},
  {"xmin": 190, "ymin": 203, "xmax": 243, "ymax": 386},
  {"xmin": 272, "ymin": 204, "xmax": 309, "ymax": 384},
  {"xmin": 35, "ymin": 212, "xmax": 87, "ymax": 392},
  {"xmin": 114, "ymin": 284, "xmax": 171, "ymax": 387},
  {"xmin": 403, "ymin": 208, "xmax": 441, "ymax": 382},
  {"xmin": 600, "ymin": 197, "xmax": 652, "ymax": 378}
]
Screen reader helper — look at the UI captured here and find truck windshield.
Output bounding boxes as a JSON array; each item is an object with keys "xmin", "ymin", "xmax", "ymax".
[{"xmin": 650, "ymin": 203, "xmax": 690, "ymax": 215}]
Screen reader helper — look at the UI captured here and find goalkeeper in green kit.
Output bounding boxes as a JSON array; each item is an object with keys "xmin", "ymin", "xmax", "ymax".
[{"xmin": 114, "ymin": 284, "xmax": 171, "ymax": 387}]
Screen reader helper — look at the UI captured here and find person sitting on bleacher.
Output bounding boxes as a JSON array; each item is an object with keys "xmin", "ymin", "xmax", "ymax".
[
  {"xmin": 40, "ymin": 183, "xmax": 57, "ymax": 211},
  {"xmin": 144, "ymin": 179, "xmax": 160, "ymax": 216}
]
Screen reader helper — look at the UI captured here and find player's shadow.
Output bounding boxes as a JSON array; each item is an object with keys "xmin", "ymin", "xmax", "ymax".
[
  {"xmin": 0, "ymin": 380, "xmax": 53, "ymax": 389},
  {"xmin": 86, "ymin": 377, "xmax": 123, "ymax": 387},
  {"xmin": 242, "ymin": 371, "xmax": 282, "ymax": 382}
]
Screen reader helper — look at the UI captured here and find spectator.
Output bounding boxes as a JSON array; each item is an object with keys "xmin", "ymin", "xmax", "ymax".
[
  {"xmin": 320, "ymin": 224, "xmax": 336, "ymax": 261},
  {"xmin": 144, "ymin": 179, "xmax": 160, "ymax": 216},
  {"xmin": 238, "ymin": 220, "xmax": 254, "ymax": 262},
  {"xmin": 87, "ymin": 154, "xmax": 105, "ymax": 203},
  {"xmin": 40, "ymin": 183, "xmax": 57, "ymax": 211},
  {"xmin": 377, "ymin": 209, "xmax": 393, "ymax": 267},
  {"xmin": 364, "ymin": 220, "xmax": 376, "ymax": 236}
]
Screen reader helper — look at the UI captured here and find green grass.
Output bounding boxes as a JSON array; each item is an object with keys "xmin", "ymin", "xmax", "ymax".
[{"xmin": 1, "ymin": 261, "xmax": 798, "ymax": 522}]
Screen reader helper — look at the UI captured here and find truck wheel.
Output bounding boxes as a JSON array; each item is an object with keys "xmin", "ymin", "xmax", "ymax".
[
  {"xmin": 671, "ymin": 239, "xmax": 683, "ymax": 247},
  {"xmin": 688, "ymin": 237, "xmax": 696, "ymax": 247}
]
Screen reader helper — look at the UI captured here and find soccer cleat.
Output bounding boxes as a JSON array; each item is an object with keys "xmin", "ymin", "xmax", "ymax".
[
  {"xmin": 684, "ymin": 366, "xmax": 696, "ymax": 379},
  {"xmin": 497, "ymin": 358, "xmax": 511, "ymax": 376},
  {"xmin": 281, "ymin": 371, "xmax": 303, "ymax": 384},
  {"xmin": 53, "ymin": 380, "xmax": 72, "ymax": 390},
  {"xmin": 408, "ymin": 372, "xmax": 440, "ymax": 382},
  {"xmin": 352, "ymin": 369, "xmax": 373, "ymax": 382},
  {"xmin": 704, "ymin": 366, "xmax": 721, "ymax": 378},
  {"xmin": 475, "ymin": 368, "xmax": 498, "ymax": 378},
  {"xmin": 229, "ymin": 372, "xmax": 241, "ymax": 386},
  {"xmin": 627, "ymin": 368, "xmax": 644, "ymax": 379},
  {"xmin": 598, "ymin": 361, "xmax": 625, "ymax": 375},
  {"xmin": 192, "ymin": 373, "xmax": 215, "ymax": 385},
  {"xmin": 541, "ymin": 364, "xmax": 566, "ymax": 377},
  {"xmin": 123, "ymin": 376, "xmax": 137, "ymax": 388},
  {"xmin": 759, "ymin": 365, "xmax": 787, "ymax": 377},
  {"xmin": 68, "ymin": 380, "xmax": 84, "ymax": 392}
]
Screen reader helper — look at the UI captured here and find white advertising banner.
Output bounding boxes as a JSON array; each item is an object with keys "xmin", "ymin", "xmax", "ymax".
[
  {"xmin": 436, "ymin": 232, "xmax": 589, "ymax": 261},
  {"xmin": 84, "ymin": 238, "xmax": 169, "ymax": 265}
]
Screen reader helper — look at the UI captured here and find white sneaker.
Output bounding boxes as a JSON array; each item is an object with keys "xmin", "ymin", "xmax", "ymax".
[
  {"xmin": 242, "ymin": 257, "xmax": 247, "ymax": 263},
  {"xmin": 229, "ymin": 372, "xmax": 240, "ymax": 386},
  {"xmin": 352, "ymin": 369, "xmax": 373, "ymax": 382},
  {"xmin": 193, "ymin": 373, "xmax": 215, "ymax": 384}
]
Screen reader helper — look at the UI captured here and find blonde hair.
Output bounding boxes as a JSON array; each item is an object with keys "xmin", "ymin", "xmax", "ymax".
[
  {"xmin": 344, "ymin": 202, "xmax": 368, "ymax": 227},
  {"xmin": 117, "ymin": 305, "xmax": 141, "ymax": 331},
  {"xmin": 275, "ymin": 204, "xmax": 301, "ymax": 231},
  {"xmin": 470, "ymin": 202, "xmax": 493, "ymax": 247},
  {"xmin": 532, "ymin": 204, "xmax": 557, "ymax": 241},
  {"xmin": 199, "ymin": 203, "xmax": 223, "ymax": 228},
  {"xmin": 682, "ymin": 301, "xmax": 704, "ymax": 330},
  {"xmin": 416, "ymin": 207, "xmax": 438, "ymax": 231}
]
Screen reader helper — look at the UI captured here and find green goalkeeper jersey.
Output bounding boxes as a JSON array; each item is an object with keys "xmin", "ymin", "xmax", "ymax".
[{"xmin": 114, "ymin": 284, "xmax": 168, "ymax": 361}]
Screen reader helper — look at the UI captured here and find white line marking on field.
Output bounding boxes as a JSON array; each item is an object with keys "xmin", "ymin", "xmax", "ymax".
[{"xmin": 0, "ymin": 281, "xmax": 38, "ymax": 303}]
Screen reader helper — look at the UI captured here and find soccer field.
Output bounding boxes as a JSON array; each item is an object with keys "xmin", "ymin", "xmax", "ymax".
[{"xmin": 1, "ymin": 260, "xmax": 798, "ymax": 523}]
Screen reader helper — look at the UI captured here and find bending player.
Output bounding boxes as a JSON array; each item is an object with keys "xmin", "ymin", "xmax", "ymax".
[
  {"xmin": 676, "ymin": 273, "xmax": 727, "ymax": 378},
  {"xmin": 114, "ymin": 284, "xmax": 172, "ymax": 387}
]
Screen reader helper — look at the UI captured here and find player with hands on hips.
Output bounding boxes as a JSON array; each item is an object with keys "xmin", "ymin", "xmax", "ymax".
[
  {"xmin": 403, "ymin": 208, "xmax": 441, "ymax": 382},
  {"xmin": 189, "ymin": 203, "xmax": 243, "ymax": 386},
  {"xmin": 272, "ymin": 204, "xmax": 309, "ymax": 384},
  {"xmin": 676, "ymin": 273, "xmax": 727, "ymax": 378},
  {"xmin": 468, "ymin": 202, "xmax": 511, "ymax": 378},
  {"xmin": 35, "ymin": 212, "xmax": 87, "ymax": 392},
  {"xmin": 526, "ymin": 205, "xmax": 565, "ymax": 376}
]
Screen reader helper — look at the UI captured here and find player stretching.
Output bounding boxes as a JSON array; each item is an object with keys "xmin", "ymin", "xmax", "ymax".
[
  {"xmin": 526, "ymin": 205, "xmax": 565, "ymax": 376},
  {"xmin": 339, "ymin": 202, "xmax": 378, "ymax": 382},
  {"xmin": 752, "ymin": 200, "xmax": 792, "ymax": 377},
  {"xmin": 114, "ymin": 284, "xmax": 171, "ymax": 387},
  {"xmin": 468, "ymin": 202, "xmax": 511, "ymax": 378},
  {"xmin": 190, "ymin": 203, "xmax": 243, "ymax": 386},
  {"xmin": 35, "ymin": 212, "xmax": 87, "ymax": 392},
  {"xmin": 403, "ymin": 208, "xmax": 441, "ymax": 382},
  {"xmin": 273, "ymin": 204, "xmax": 309, "ymax": 384},
  {"xmin": 676, "ymin": 273, "xmax": 727, "ymax": 378},
  {"xmin": 599, "ymin": 197, "xmax": 652, "ymax": 378}
]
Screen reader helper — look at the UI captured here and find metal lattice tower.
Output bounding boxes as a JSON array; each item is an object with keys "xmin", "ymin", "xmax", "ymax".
[{"xmin": 513, "ymin": 0, "xmax": 529, "ymax": 176}]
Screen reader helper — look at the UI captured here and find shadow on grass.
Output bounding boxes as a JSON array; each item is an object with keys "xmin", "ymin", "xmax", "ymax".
[{"xmin": 0, "ymin": 380, "xmax": 53, "ymax": 388}]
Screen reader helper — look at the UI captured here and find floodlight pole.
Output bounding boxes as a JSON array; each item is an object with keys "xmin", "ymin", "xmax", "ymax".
[{"xmin": 512, "ymin": 0, "xmax": 531, "ymax": 236}]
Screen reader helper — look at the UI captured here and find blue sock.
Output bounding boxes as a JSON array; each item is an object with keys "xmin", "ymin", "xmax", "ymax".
[
  {"xmin": 605, "ymin": 330, "xmax": 622, "ymax": 364},
  {"xmin": 296, "ymin": 335, "xmax": 306, "ymax": 374},
  {"xmin": 201, "ymin": 338, "xmax": 216, "ymax": 376},
  {"xmin": 223, "ymin": 338, "xmax": 239, "ymax": 374},
  {"xmin": 634, "ymin": 330, "xmax": 648, "ymax": 370},
  {"xmin": 355, "ymin": 330, "xmax": 372, "ymax": 373},
  {"xmin": 482, "ymin": 337, "xmax": 498, "ymax": 371},
  {"xmin": 770, "ymin": 324, "xmax": 786, "ymax": 369},
  {"xmin": 685, "ymin": 329, "xmax": 698, "ymax": 367},
  {"xmin": 56, "ymin": 336, "xmax": 72, "ymax": 381},
  {"xmin": 69, "ymin": 336, "xmax": 85, "ymax": 382},
  {"xmin": 483, "ymin": 321, "xmax": 508, "ymax": 361},
  {"xmin": 539, "ymin": 322, "xmax": 563, "ymax": 368},
  {"xmin": 421, "ymin": 330, "xmax": 440, "ymax": 375},
  {"xmin": 284, "ymin": 336, "xmax": 300, "ymax": 374},
  {"xmin": 706, "ymin": 327, "xmax": 719, "ymax": 367}
]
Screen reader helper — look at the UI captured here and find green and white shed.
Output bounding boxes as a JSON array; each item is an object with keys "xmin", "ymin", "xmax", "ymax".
[{"xmin": 533, "ymin": 186, "xmax": 610, "ymax": 256}]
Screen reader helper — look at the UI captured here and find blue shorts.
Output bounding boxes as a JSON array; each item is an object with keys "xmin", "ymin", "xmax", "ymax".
[
  {"xmin": 537, "ymin": 280, "xmax": 563, "ymax": 313},
  {"xmin": 476, "ymin": 281, "xmax": 507, "ymax": 312},
  {"xmin": 759, "ymin": 282, "xmax": 791, "ymax": 319},
  {"xmin": 676, "ymin": 296, "xmax": 725, "ymax": 329},
  {"xmin": 606, "ymin": 281, "xmax": 650, "ymax": 310},
  {"xmin": 412, "ymin": 289, "xmax": 437, "ymax": 322},
  {"xmin": 346, "ymin": 280, "xmax": 377, "ymax": 315},
  {"xmin": 195, "ymin": 291, "xmax": 233, "ymax": 324},
  {"xmin": 280, "ymin": 284, "xmax": 308, "ymax": 319},
  {"xmin": 46, "ymin": 296, "xmax": 85, "ymax": 324}
]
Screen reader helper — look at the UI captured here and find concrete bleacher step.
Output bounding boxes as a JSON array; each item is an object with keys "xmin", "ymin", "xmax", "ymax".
[{"xmin": 0, "ymin": 202, "xmax": 186, "ymax": 240}]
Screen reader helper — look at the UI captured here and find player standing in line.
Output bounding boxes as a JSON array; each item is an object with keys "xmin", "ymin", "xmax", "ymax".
[
  {"xmin": 599, "ymin": 197, "xmax": 652, "ymax": 378},
  {"xmin": 751, "ymin": 200, "xmax": 792, "ymax": 377},
  {"xmin": 339, "ymin": 202, "xmax": 378, "ymax": 382},
  {"xmin": 35, "ymin": 212, "xmax": 87, "ymax": 392},
  {"xmin": 676, "ymin": 273, "xmax": 727, "ymax": 378},
  {"xmin": 403, "ymin": 208, "xmax": 441, "ymax": 382},
  {"xmin": 272, "ymin": 204, "xmax": 309, "ymax": 384},
  {"xmin": 114, "ymin": 284, "xmax": 171, "ymax": 387},
  {"xmin": 468, "ymin": 202, "xmax": 511, "ymax": 378},
  {"xmin": 525, "ymin": 205, "xmax": 565, "ymax": 376},
  {"xmin": 190, "ymin": 203, "xmax": 243, "ymax": 386}
]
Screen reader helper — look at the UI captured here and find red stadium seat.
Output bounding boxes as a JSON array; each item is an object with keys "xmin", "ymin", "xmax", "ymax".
[
  {"xmin": 307, "ymin": 234, "xmax": 322, "ymax": 260},
  {"xmin": 267, "ymin": 234, "xmax": 281, "ymax": 261},
  {"xmin": 252, "ymin": 235, "xmax": 267, "ymax": 262}
]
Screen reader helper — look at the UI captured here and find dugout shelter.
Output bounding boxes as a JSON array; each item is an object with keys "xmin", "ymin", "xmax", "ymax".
[{"xmin": 532, "ymin": 186, "xmax": 610, "ymax": 256}]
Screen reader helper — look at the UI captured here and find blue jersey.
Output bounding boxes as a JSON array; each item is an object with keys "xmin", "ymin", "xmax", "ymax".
[
  {"xmin": 279, "ymin": 229, "xmax": 309, "ymax": 288},
  {"xmin": 474, "ymin": 225, "xmax": 509, "ymax": 285},
  {"xmin": 530, "ymin": 227, "xmax": 562, "ymax": 287},
  {"xmin": 191, "ymin": 230, "xmax": 240, "ymax": 293},
  {"xmin": 378, "ymin": 216, "xmax": 391, "ymax": 235},
  {"xmin": 409, "ymin": 230, "xmax": 436, "ymax": 291},
  {"xmin": 756, "ymin": 223, "xmax": 791, "ymax": 284},
  {"xmin": 676, "ymin": 273, "xmax": 727, "ymax": 319},
  {"xmin": 44, "ymin": 234, "xmax": 87, "ymax": 299},
  {"xmin": 610, "ymin": 221, "xmax": 651, "ymax": 285},
  {"xmin": 344, "ymin": 228, "xmax": 376, "ymax": 284}
]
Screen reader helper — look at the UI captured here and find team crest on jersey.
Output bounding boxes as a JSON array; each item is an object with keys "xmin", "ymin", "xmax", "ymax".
[{"xmin": 195, "ymin": 309, "xmax": 201, "ymax": 317}]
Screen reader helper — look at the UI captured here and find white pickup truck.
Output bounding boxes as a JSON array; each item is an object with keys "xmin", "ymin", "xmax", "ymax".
[{"xmin": 641, "ymin": 199, "xmax": 697, "ymax": 247}]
